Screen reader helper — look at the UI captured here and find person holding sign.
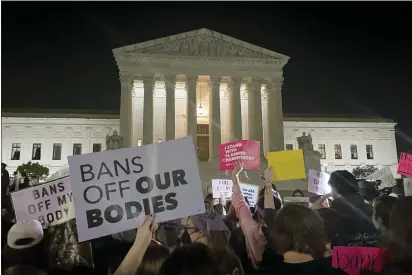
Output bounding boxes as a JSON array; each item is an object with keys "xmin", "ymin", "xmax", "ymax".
[{"xmin": 228, "ymin": 161, "xmax": 276, "ymax": 268}]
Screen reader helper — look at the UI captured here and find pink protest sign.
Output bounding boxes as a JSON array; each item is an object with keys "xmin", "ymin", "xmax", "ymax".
[
  {"xmin": 397, "ymin": 152, "xmax": 412, "ymax": 177},
  {"xmin": 219, "ymin": 140, "xmax": 260, "ymax": 171},
  {"xmin": 332, "ymin": 246, "xmax": 386, "ymax": 275}
]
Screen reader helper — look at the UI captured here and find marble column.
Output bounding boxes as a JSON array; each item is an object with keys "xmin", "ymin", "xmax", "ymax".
[
  {"xmin": 119, "ymin": 73, "xmax": 133, "ymax": 148},
  {"xmin": 267, "ymin": 78, "xmax": 285, "ymax": 152},
  {"xmin": 209, "ymin": 76, "xmax": 222, "ymax": 159},
  {"xmin": 247, "ymin": 78, "xmax": 264, "ymax": 154},
  {"xmin": 186, "ymin": 76, "xmax": 198, "ymax": 146},
  {"xmin": 142, "ymin": 75, "xmax": 155, "ymax": 145},
  {"xmin": 164, "ymin": 75, "xmax": 176, "ymax": 141},
  {"xmin": 228, "ymin": 77, "xmax": 243, "ymax": 141}
]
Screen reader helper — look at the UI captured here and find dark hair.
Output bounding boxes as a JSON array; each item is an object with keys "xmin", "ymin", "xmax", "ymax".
[
  {"xmin": 292, "ymin": 189, "xmax": 305, "ymax": 197},
  {"xmin": 317, "ymin": 208, "xmax": 342, "ymax": 242},
  {"xmin": 158, "ymin": 243, "xmax": 219, "ymax": 275},
  {"xmin": 2, "ymin": 239, "xmax": 47, "ymax": 271},
  {"xmin": 374, "ymin": 195, "xmax": 398, "ymax": 229},
  {"xmin": 213, "ymin": 246, "xmax": 244, "ymax": 275},
  {"xmin": 329, "ymin": 170, "xmax": 359, "ymax": 196},
  {"xmin": 385, "ymin": 197, "xmax": 412, "ymax": 264},
  {"xmin": 137, "ymin": 244, "xmax": 170, "ymax": 275},
  {"xmin": 271, "ymin": 204, "xmax": 327, "ymax": 259}
]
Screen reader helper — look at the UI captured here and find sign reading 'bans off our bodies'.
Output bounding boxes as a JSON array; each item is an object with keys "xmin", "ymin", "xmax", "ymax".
[
  {"xmin": 11, "ymin": 176, "xmax": 74, "ymax": 227},
  {"xmin": 68, "ymin": 136, "xmax": 206, "ymax": 242},
  {"xmin": 219, "ymin": 140, "xmax": 260, "ymax": 171}
]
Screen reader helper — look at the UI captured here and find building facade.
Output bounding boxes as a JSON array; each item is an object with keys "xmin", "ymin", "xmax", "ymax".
[
  {"xmin": 1, "ymin": 29, "xmax": 400, "ymax": 189},
  {"xmin": 2, "ymin": 111, "xmax": 399, "ymax": 178}
]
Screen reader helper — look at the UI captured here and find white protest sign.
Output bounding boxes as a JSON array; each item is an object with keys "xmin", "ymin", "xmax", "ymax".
[
  {"xmin": 212, "ymin": 179, "xmax": 233, "ymax": 199},
  {"xmin": 366, "ymin": 167, "xmax": 396, "ymax": 189},
  {"xmin": 404, "ymin": 178, "xmax": 412, "ymax": 197},
  {"xmin": 11, "ymin": 176, "xmax": 74, "ymax": 227},
  {"xmin": 239, "ymin": 183, "xmax": 259, "ymax": 206},
  {"xmin": 308, "ymin": 169, "xmax": 331, "ymax": 195},
  {"xmin": 283, "ymin": 197, "xmax": 310, "ymax": 207},
  {"xmin": 68, "ymin": 136, "xmax": 206, "ymax": 242}
]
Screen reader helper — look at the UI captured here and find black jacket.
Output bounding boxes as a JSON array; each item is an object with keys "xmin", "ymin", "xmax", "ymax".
[{"xmin": 330, "ymin": 193, "xmax": 379, "ymax": 247}]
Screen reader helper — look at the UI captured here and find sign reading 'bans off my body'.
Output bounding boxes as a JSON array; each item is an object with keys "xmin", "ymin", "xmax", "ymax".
[
  {"xmin": 11, "ymin": 176, "xmax": 74, "ymax": 227},
  {"xmin": 68, "ymin": 136, "xmax": 205, "ymax": 242},
  {"xmin": 219, "ymin": 140, "xmax": 260, "ymax": 171}
]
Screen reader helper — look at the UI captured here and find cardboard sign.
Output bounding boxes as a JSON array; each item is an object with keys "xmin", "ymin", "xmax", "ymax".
[
  {"xmin": 267, "ymin": 149, "xmax": 306, "ymax": 181},
  {"xmin": 404, "ymin": 178, "xmax": 412, "ymax": 197},
  {"xmin": 366, "ymin": 167, "xmax": 396, "ymax": 189},
  {"xmin": 192, "ymin": 212, "xmax": 231, "ymax": 241},
  {"xmin": 239, "ymin": 183, "xmax": 259, "ymax": 206},
  {"xmin": 219, "ymin": 140, "xmax": 260, "ymax": 171},
  {"xmin": 212, "ymin": 179, "xmax": 233, "ymax": 199},
  {"xmin": 332, "ymin": 246, "xmax": 386, "ymax": 275},
  {"xmin": 68, "ymin": 136, "xmax": 206, "ymax": 242},
  {"xmin": 283, "ymin": 197, "xmax": 310, "ymax": 207},
  {"xmin": 11, "ymin": 176, "xmax": 75, "ymax": 227},
  {"xmin": 308, "ymin": 169, "xmax": 331, "ymax": 195},
  {"xmin": 397, "ymin": 152, "xmax": 412, "ymax": 177}
]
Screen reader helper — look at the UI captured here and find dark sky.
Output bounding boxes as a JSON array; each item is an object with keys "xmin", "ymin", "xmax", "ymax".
[{"xmin": 2, "ymin": 2, "xmax": 411, "ymax": 153}]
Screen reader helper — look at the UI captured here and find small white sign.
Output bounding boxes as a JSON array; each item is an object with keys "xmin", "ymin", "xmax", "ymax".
[
  {"xmin": 239, "ymin": 183, "xmax": 259, "ymax": 206},
  {"xmin": 212, "ymin": 179, "xmax": 233, "ymax": 199},
  {"xmin": 308, "ymin": 169, "xmax": 331, "ymax": 195},
  {"xmin": 68, "ymin": 136, "xmax": 206, "ymax": 242},
  {"xmin": 404, "ymin": 178, "xmax": 412, "ymax": 197},
  {"xmin": 366, "ymin": 167, "xmax": 396, "ymax": 189},
  {"xmin": 283, "ymin": 197, "xmax": 310, "ymax": 207},
  {"xmin": 11, "ymin": 176, "xmax": 75, "ymax": 227}
]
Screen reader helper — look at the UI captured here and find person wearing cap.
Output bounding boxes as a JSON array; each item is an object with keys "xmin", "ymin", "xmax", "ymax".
[{"xmin": 2, "ymin": 220, "xmax": 48, "ymax": 271}]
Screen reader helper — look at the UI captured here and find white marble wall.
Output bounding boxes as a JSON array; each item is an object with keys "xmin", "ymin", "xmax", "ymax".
[
  {"xmin": 2, "ymin": 115, "xmax": 399, "ymax": 178},
  {"xmin": 1, "ymin": 117, "xmax": 119, "ymax": 175}
]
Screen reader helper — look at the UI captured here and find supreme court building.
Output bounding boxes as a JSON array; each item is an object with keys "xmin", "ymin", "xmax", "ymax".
[
  {"xmin": 2, "ymin": 29, "xmax": 400, "ymax": 191},
  {"xmin": 113, "ymin": 28, "xmax": 288, "ymax": 163}
]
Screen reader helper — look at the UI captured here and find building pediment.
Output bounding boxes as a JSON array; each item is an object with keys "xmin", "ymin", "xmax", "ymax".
[{"xmin": 113, "ymin": 28, "xmax": 289, "ymax": 64}]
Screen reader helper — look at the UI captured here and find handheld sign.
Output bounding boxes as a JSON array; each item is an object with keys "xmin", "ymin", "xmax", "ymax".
[
  {"xmin": 219, "ymin": 140, "xmax": 260, "ymax": 171},
  {"xmin": 366, "ymin": 167, "xmax": 396, "ymax": 189},
  {"xmin": 283, "ymin": 197, "xmax": 310, "ymax": 207},
  {"xmin": 11, "ymin": 176, "xmax": 74, "ymax": 227},
  {"xmin": 267, "ymin": 149, "xmax": 306, "ymax": 181},
  {"xmin": 192, "ymin": 212, "xmax": 231, "ymax": 241},
  {"xmin": 332, "ymin": 246, "xmax": 386, "ymax": 275},
  {"xmin": 308, "ymin": 169, "xmax": 331, "ymax": 195},
  {"xmin": 397, "ymin": 152, "xmax": 412, "ymax": 177},
  {"xmin": 212, "ymin": 179, "xmax": 233, "ymax": 199},
  {"xmin": 68, "ymin": 136, "xmax": 206, "ymax": 242},
  {"xmin": 239, "ymin": 183, "xmax": 259, "ymax": 206},
  {"xmin": 404, "ymin": 178, "xmax": 412, "ymax": 197}
]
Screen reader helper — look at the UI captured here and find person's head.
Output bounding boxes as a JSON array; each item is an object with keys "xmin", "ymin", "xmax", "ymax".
[
  {"xmin": 213, "ymin": 246, "xmax": 244, "ymax": 275},
  {"xmin": 317, "ymin": 208, "xmax": 342, "ymax": 243},
  {"xmin": 136, "ymin": 244, "xmax": 171, "ymax": 275},
  {"xmin": 204, "ymin": 193, "xmax": 214, "ymax": 211},
  {"xmin": 271, "ymin": 204, "xmax": 327, "ymax": 259},
  {"xmin": 386, "ymin": 197, "xmax": 412, "ymax": 264},
  {"xmin": 292, "ymin": 189, "xmax": 304, "ymax": 197},
  {"xmin": 2, "ymin": 163, "xmax": 7, "ymax": 170},
  {"xmin": 373, "ymin": 195, "xmax": 398, "ymax": 232},
  {"xmin": 158, "ymin": 243, "xmax": 219, "ymax": 275},
  {"xmin": 21, "ymin": 172, "xmax": 27, "ymax": 178},
  {"xmin": 13, "ymin": 171, "xmax": 17, "ymax": 176},
  {"xmin": 328, "ymin": 170, "xmax": 359, "ymax": 198},
  {"xmin": 4, "ymin": 220, "xmax": 46, "ymax": 270}
]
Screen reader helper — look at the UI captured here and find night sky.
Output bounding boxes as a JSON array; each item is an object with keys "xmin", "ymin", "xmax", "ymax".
[{"xmin": 2, "ymin": 2, "xmax": 411, "ymax": 153}]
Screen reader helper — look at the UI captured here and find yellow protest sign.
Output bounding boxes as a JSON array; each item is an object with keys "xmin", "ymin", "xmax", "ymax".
[{"xmin": 267, "ymin": 149, "xmax": 307, "ymax": 181}]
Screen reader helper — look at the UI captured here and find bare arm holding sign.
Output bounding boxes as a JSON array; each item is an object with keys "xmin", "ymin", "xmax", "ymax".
[{"xmin": 114, "ymin": 216, "xmax": 157, "ymax": 275}]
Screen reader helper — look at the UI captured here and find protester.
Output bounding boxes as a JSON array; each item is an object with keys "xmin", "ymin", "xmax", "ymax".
[
  {"xmin": 266, "ymin": 203, "xmax": 347, "ymax": 274},
  {"xmin": 373, "ymin": 195, "xmax": 398, "ymax": 244},
  {"xmin": 292, "ymin": 189, "xmax": 305, "ymax": 197}
]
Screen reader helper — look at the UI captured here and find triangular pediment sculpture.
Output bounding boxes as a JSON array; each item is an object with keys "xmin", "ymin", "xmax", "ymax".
[{"xmin": 113, "ymin": 28, "xmax": 289, "ymax": 61}]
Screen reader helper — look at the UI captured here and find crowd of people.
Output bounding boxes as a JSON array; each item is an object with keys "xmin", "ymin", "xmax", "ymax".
[{"xmin": 1, "ymin": 161, "xmax": 412, "ymax": 275}]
